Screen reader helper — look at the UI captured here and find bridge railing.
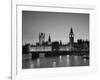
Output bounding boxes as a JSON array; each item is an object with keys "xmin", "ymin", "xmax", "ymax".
[
  {"xmin": 29, "ymin": 46, "xmax": 52, "ymax": 52},
  {"xmin": 29, "ymin": 46, "xmax": 70, "ymax": 52}
]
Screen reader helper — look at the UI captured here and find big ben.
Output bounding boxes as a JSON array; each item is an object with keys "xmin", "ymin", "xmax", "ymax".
[{"xmin": 69, "ymin": 27, "xmax": 74, "ymax": 47}]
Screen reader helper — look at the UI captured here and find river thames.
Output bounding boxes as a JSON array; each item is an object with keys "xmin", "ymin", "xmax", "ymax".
[{"xmin": 22, "ymin": 53, "xmax": 89, "ymax": 69}]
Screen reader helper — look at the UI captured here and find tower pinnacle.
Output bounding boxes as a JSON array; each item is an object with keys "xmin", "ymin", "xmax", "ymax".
[
  {"xmin": 48, "ymin": 34, "xmax": 51, "ymax": 42},
  {"xmin": 69, "ymin": 27, "xmax": 74, "ymax": 44}
]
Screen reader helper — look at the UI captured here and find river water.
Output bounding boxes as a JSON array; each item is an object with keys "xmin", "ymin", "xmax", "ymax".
[{"xmin": 22, "ymin": 54, "xmax": 89, "ymax": 69}]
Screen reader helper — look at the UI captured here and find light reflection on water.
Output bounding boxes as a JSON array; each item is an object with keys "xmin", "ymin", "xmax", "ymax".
[
  {"xmin": 30, "ymin": 61, "xmax": 34, "ymax": 68},
  {"xmin": 52, "ymin": 61, "xmax": 56, "ymax": 67},
  {"xmin": 22, "ymin": 55, "xmax": 89, "ymax": 69},
  {"xmin": 66, "ymin": 55, "xmax": 70, "ymax": 66}
]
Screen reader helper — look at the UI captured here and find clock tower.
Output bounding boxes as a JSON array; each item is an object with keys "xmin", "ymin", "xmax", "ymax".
[{"xmin": 69, "ymin": 27, "xmax": 74, "ymax": 46}]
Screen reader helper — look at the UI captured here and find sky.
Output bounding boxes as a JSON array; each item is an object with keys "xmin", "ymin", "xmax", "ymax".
[{"xmin": 22, "ymin": 11, "xmax": 89, "ymax": 45}]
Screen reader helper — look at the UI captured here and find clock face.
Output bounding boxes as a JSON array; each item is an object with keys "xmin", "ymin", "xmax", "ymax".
[
  {"xmin": 69, "ymin": 34, "xmax": 74, "ymax": 37},
  {"xmin": 72, "ymin": 34, "xmax": 74, "ymax": 37}
]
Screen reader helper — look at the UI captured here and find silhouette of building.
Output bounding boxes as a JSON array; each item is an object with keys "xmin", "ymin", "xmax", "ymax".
[
  {"xmin": 48, "ymin": 34, "xmax": 51, "ymax": 45},
  {"xmin": 60, "ymin": 40, "xmax": 62, "ymax": 45},
  {"xmin": 69, "ymin": 27, "xmax": 74, "ymax": 49},
  {"xmin": 39, "ymin": 32, "xmax": 45, "ymax": 46},
  {"xmin": 27, "ymin": 27, "xmax": 89, "ymax": 53}
]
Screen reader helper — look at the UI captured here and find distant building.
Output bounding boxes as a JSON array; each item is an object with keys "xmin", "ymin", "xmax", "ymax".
[
  {"xmin": 27, "ymin": 27, "xmax": 89, "ymax": 52},
  {"xmin": 48, "ymin": 34, "xmax": 52, "ymax": 45},
  {"xmin": 69, "ymin": 27, "xmax": 74, "ymax": 49},
  {"xmin": 39, "ymin": 32, "xmax": 45, "ymax": 46},
  {"xmin": 77, "ymin": 39, "xmax": 89, "ymax": 51},
  {"xmin": 60, "ymin": 40, "xmax": 62, "ymax": 45}
]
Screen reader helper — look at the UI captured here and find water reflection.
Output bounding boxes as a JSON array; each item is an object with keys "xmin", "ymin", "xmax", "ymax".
[
  {"xmin": 52, "ymin": 61, "xmax": 56, "ymax": 67},
  {"xmin": 73, "ymin": 55, "xmax": 80, "ymax": 66},
  {"xmin": 59, "ymin": 56, "xmax": 62, "ymax": 60},
  {"xmin": 83, "ymin": 58, "xmax": 86, "ymax": 61},
  {"xmin": 36, "ymin": 58, "xmax": 40, "ymax": 67},
  {"xmin": 66, "ymin": 55, "xmax": 70, "ymax": 66},
  {"xmin": 58, "ymin": 56, "xmax": 63, "ymax": 66},
  {"xmin": 30, "ymin": 62, "xmax": 34, "ymax": 68},
  {"xmin": 22, "ymin": 54, "xmax": 89, "ymax": 69}
]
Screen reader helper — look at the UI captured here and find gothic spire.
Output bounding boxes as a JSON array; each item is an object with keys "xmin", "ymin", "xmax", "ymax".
[
  {"xmin": 70, "ymin": 27, "xmax": 73, "ymax": 33},
  {"xmin": 48, "ymin": 34, "xmax": 51, "ymax": 42}
]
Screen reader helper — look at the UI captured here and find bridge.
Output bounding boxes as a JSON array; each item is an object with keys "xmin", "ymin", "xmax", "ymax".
[{"xmin": 28, "ymin": 46, "xmax": 89, "ymax": 59}]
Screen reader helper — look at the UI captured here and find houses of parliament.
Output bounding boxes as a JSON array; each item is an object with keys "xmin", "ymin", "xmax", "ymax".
[{"xmin": 28, "ymin": 28, "xmax": 89, "ymax": 52}]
